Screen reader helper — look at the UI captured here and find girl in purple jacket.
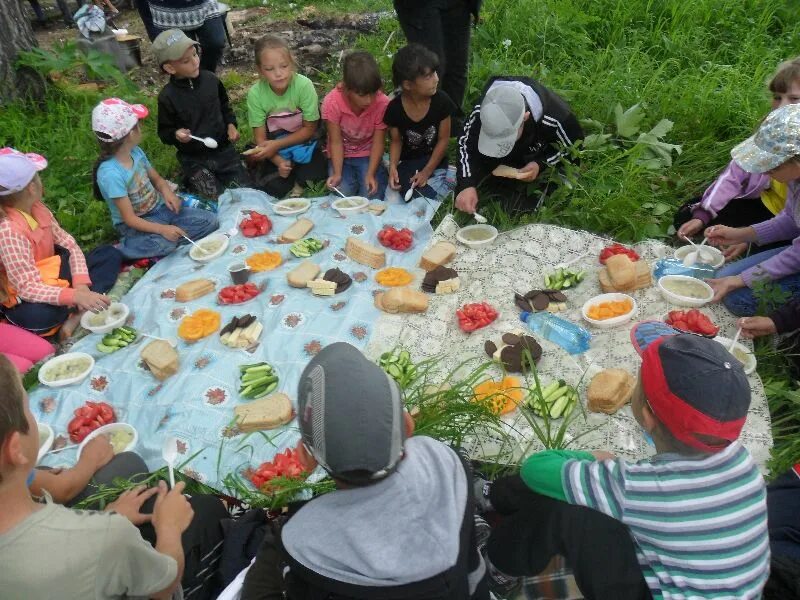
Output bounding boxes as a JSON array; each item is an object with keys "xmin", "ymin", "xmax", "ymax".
[
  {"xmin": 675, "ymin": 58, "xmax": 800, "ymax": 259},
  {"xmin": 707, "ymin": 103, "xmax": 800, "ymax": 316}
]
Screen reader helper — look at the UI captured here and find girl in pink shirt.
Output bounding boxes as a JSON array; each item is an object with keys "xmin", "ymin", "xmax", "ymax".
[{"xmin": 322, "ymin": 51, "xmax": 390, "ymax": 200}]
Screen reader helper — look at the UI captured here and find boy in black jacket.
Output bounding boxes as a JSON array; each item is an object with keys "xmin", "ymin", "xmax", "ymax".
[
  {"xmin": 455, "ymin": 76, "xmax": 583, "ymax": 215},
  {"xmin": 241, "ymin": 342, "xmax": 489, "ymax": 600},
  {"xmin": 153, "ymin": 29, "xmax": 249, "ymax": 200}
]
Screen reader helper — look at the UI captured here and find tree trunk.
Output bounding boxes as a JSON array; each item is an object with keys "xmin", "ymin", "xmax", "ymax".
[{"xmin": 0, "ymin": 0, "xmax": 40, "ymax": 104}]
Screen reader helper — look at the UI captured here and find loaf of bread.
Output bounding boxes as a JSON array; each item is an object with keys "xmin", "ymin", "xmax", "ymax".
[
  {"xmin": 492, "ymin": 164, "xmax": 525, "ymax": 179},
  {"xmin": 140, "ymin": 340, "xmax": 179, "ymax": 381},
  {"xmin": 278, "ymin": 218, "xmax": 314, "ymax": 243},
  {"xmin": 587, "ymin": 369, "xmax": 635, "ymax": 414},
  {"xmin": 234, "ymin": 393, "xmax": 294, "ymax": 432},
  {"xmin": 599, "ymin": 260, "xmax": 651, "ymax": 293},
  {"xmin": 374, "ymin": 286, "xmax": 429, "ymax": 314},
  {"xmin": 175, "ymin": 279, "xmax": 215, "ymax": 302},
  {"xmin": 419, "ymin": 241, "xmax": 457, "ymax": 272},
  {"xmin": 605, "ymin": 254, "xmax": 636, "ymax": 290},
  {"xmin": 287, "ymin": 261, "xmax": 321, "ymax": 288},
  {"xmin": 346, "ymin": 236, "xmax": 386, "ymax": 269}
]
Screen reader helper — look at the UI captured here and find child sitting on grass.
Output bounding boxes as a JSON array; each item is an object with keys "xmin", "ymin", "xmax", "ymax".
[
  {"xmin": 245, "ymin": 35, "xmax": 327, "ymax": 199},
  {"xmin": 706, "ymin": 103, "xmax": 800, "ymax": 315},
  {"xmin": 478, "ymin": 326, "xmax": 769, "ymax": 599},
  {"xmin": 674, "ymin": 57, "xmax": 800, "ymax": 259},
  {"xmin": 385, "ymin": 43, "xmax": 456, "ymax": 200},
  {"xmin": 322, "ymin": 50, "xmax": 389, "ymax": 200},
  {"xmin": 154, "ymin": 29, "xmax": 249, "ymax": 201},
  {"xmin": 242, "ymin": 342, "xmax": 488, "ymax": 599},
  {"xmin": 0, "ymin": 148, "xmax": 121, "ymax": 338},
  {"xmin": 92, "ymin": 98, "xmax": 219, "ymax": 260}
]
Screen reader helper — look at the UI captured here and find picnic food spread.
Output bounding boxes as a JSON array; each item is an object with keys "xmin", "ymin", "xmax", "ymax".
[
  {"xmin": 240, "ymin": 211, "xmax": 272, "ymax": 237},
  {"xmin": 543, "ymin": 267, "xmax": 585, "ymax": 290},
  {"xmin": 287, "ymin": 261, "xmax": 321, "ymax": 288},
  {"xmin": 375, "ymin": 267, "xmax": 413, "ymax": 287},
  {"xmin": 484, "ymin": 331, "xmax": 543, "ymax": 373},
  {"xmin": 473, "ymin": 376, "xmax": 523, "ymax": 415},
  {"xmin": 322, "ymin": 268, "xmax": 353, "ymax": 293},
  {"xmin": 278, "ymin": 217, "xmax": 314, "ymax": 243},
  {"xmin": 246, "ymin": 251, "xmax": 282, "ymax": 272},
  {"xmin": 239, "ymin": 362, "xmax": 279, "ymax": 400},
  {"xmin": 375, "ymin": 286, "xmax": 429, "ymax": 313},
  {"xmin": 419, "ymin": 241, "xmax": 457, "ymax": 271},
  {"xmin": 96, "ymin": 326, "xmax": 137, "ymax": 354},
  {"xmin": 346, "ymin": 236, "xmax": 386, "ymax": 269},
  {"xmin": 378, "ymin": 226, "xmax": 413, "ymax": 250},
  {"xmin": 68, "ymin": 401, "xmax": 116, "ymax": 443},
  {"xmin": 41, "ymin": 355, "xmax": 93, "ymax": 383},
  {"xmin": 527, "ymin": 380, "xmax": 578, "ymax": 419},
  {"xmin": 665, "ymin": 309, "xmax": 719, "ymax": 336},
  {"xmin": 218, "ymin": 283, "xmax": 262, "ymax": 305},
  {"xmin": 421, "ymin": 266, "xmax": 460, "ymax": 294},
  {"xmin": 598, "ymin": 254, "xmax": 652, "ymax": 292},
  {"xmin": 456, "ymin": 302, "xmax": 499, "ymax": 332},
  {"xmin": 248, "ymin": 448, "xmax": 305, "ymax": 492},
  {"xmin": 599, "ymin": 243, "xmax": 640, "ymax": 264},
  {"xmin": 220, "ymin": 314, "xmax": 263, "ymax": 348},
  {"xmin": 290, "ymin": 238, "xmax": 324, "ymax": 258}
]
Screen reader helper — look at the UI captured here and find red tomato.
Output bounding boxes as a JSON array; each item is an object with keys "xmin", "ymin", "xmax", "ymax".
[{"xmin": 599, "ymin": 243, "xmax": 640, "ymax": 264}]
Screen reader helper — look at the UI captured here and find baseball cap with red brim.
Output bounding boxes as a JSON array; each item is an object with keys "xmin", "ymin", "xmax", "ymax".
[{"xmin": 630, "ymin": 321, "xmax": 750, "ymax": 453}]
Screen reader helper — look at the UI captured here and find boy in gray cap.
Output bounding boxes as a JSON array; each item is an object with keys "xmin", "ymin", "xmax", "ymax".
[
  {"xmin": 455, "ymin": 76, "xmax": 583, "ymax": 215},
  {"xmin": 242, "ymin": 342, "xmax": 489, "ymax": 600},
  {"xmin": 153, "ymin": 29, "xmax": 249, "ymax": 200}
]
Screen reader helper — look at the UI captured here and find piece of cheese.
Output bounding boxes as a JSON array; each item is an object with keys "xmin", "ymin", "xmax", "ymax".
[{"xmin": 307, "ymin": 278, "xmax": 336, "ymax": 296}]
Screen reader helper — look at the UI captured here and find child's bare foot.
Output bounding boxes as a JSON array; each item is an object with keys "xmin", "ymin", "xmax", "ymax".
[{"xmin": 59, "ymin": 313, "xmax": 83, "ymax": 341}]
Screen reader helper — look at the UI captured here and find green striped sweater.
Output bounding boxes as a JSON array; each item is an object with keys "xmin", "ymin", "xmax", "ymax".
[{"xmin": 521, "ymin": 443, "xmax": 769, "ymax": 599}]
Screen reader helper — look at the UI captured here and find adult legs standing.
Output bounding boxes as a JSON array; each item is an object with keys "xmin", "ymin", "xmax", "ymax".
[
  {"xmin": 189, "ymin": 15, "xmax": 227, "ymax": 73},
  {"xmin": 136, "ymin": 0, "xmax": 160, "ymax": 41}
]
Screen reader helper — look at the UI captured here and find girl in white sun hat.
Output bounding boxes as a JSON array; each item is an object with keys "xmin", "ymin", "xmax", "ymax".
[{"xmin": 91, "ymin": 98, "xmax": 219, "ymax": 260}]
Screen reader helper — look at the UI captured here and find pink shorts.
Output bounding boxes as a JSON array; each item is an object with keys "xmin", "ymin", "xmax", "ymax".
[{"xmin": 0, "ymin": 323, "xmax": 54, "ymax": 373}]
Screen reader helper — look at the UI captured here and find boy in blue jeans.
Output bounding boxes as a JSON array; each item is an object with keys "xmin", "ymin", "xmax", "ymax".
[{"xmin": 479, "ymin": 324, "xmax": 770, "ymax": 599}]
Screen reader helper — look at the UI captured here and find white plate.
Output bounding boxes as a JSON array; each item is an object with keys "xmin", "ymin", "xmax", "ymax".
[
  {"xmin": 190, "ymin": 233, "xmax": 229, "ymax": 262},
  {"xmin": 657, "ymin": 275, "xmax": 714, "ymax": 307},
  {"xmin": 456, "ymin": 224, "xmax": 499, "ymax": 249},
  {"xmin": 38, "ymin": 352, "xmax": 95, "ymax": 387},
  {"xmin": 713, "ymin": 336, "xmax": 757, "ymax": 375},
  {"xmin": 80, "ymin": 302, "xmax": 129, "ymax": 334},
  {"xmin": 273, "ymin": 198, "xmax": 310, "ymax": 216},
  {"xmin": 332, "ymin": 196, "xmax": 369, "ymax": 215},
  {"xmin": 77, "ymin": 422, "xmax": 138, "ymax": 460},
  {"xmin": 674, "ymin": 245, "xmax": 724, "ymax": 269},
  {"xmin": 37, "ymin": 422, "xmax": 54, "ymax": 462},
  {"xmin": 581, "ymin": 293, "xmax": 637, "ymax": 328}
]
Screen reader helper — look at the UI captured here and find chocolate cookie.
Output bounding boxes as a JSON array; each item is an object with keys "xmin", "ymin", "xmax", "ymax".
[
  {"xmin": 421, "ymin": 266, "xmax": 459, "ymax": 293},
  {"xmin": 323, "ymin": 268, "xmax": 353, "ymax": 293}
]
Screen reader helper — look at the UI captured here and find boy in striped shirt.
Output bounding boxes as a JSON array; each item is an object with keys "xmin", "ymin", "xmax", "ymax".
[{"xmin": 480, "ymin": 324, "xmax": 769, "ymax": 599}]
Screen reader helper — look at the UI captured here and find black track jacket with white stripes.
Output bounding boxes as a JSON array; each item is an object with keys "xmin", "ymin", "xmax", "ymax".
[{"xmin": 455, "ymin": 76, "xmax": 583, "ymax": 195}]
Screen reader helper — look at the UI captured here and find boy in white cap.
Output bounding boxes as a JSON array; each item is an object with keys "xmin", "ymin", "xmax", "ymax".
[
  {"xmin": 91, "ymin": 98, "xmax": 219, "ymax": 260},
  {"xmin": 455, "ymin": 76, "xmax": 583, "ymax": 215},
  {"xmin": 242, "ymin": 342, "xmax": 489, "ymax": 600},
  {"xmin": 0, "ymin": 148, "xmax": 121, "ymax": 338},
  {"xmin": 153, "ymin": 29, "xmax": 249, "ymax": 200}
]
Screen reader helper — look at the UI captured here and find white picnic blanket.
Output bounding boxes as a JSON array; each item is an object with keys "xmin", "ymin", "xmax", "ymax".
[{"xmin": 366, "ymin": 216, "xmax": 774, "ymax": 470}]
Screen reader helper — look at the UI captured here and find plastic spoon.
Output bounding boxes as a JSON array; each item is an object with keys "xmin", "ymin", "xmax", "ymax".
[
  {"xmin": 182, "ymin": 234, "xmax": 205, "ymax": 253},
  {"xmin": 189, "ymin": 135, "xmax": 218, "ymax": 149},
  {"xmin": 680, "ymin": 235, "xmax": 702, "ymax": 266},
  {"xmin": 728, "ymin": 326, "xmax": 743, "ymax": 353},
  {"xmin": 330, "ymin": 186, "xmax": 347, "ymax": 198},
  {"xmin": 473, "ymin": 212, "xmax": 488, "ymax": 224},
  {"xmin": 140, "ymin": 333, "xmax": 178, "ymax": 348},
  {"xmin": 404, "ymin": 170, "xmax": 419, "ymax": 202},
  {"xmin": 162, "ymin": 436, "xmax": 179, "ymax": 489}
]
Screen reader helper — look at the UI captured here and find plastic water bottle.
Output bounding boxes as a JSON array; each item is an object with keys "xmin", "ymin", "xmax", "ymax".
[
  {"xmin": 181, "ymin": 193, "xmax": 218, "ymax": 213},
  {"xmin": 520, "ymin": 311, "xmax": 592, "ymax": 355}
]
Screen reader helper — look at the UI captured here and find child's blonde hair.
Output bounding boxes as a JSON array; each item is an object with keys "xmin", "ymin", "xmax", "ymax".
[
  {"xmin": 254, "ymin": 35, "xmax": 296, "ymax": 68},
  {"xmin": 769, "ymin": 57, "xmax": 800, "ymax": 94}
]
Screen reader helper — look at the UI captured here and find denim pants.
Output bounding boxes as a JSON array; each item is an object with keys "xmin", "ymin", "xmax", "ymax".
[
  {"xmin": 331, "ymin": 156, "xmax": 389, "ymax": 200},
  {"xmin": 2, "ymin": 245, "xmax": 123, "ymax": 335},
  {"xmin": 117, "ymin": 203, "xmax": 219, "ymax": 260},
  {"xmin": 396, "ymin": 154, "xmax": 447, "ymax": 198},
  {"xmin": 716, "ymin": 246, "xmax": 800, "ymax": 316}
]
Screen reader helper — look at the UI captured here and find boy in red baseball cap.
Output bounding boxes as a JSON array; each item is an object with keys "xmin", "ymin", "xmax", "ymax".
[{"xmin": 477, "ymin": 324, "xmax": 769, "ymax": 599}]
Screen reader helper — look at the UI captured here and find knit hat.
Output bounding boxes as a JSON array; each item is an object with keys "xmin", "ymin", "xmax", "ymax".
[
  {"xmin": 296, "ymin": 342, "xmax": 406, "ymax": 484},
  {"xmin": 732, "ymin": 103, "xmax": 800, "ymax": 173},
  {"xmin": 478, "ymin": 84, "xmax": 526, "ymax": 158},
  {"xmin": 0, "ymin": 148, "xmax": 48, "ymax": 196},
  {"xmin": 631, "ymin": 321, "xmax": 750, "ymax": 453},
  {"xmin": 152, "ymin": 29, "xmax": 199, "ymax": 66},
  {"xmin": 91, "ymin": 98, "xmax": 149, "ymax": 142}
]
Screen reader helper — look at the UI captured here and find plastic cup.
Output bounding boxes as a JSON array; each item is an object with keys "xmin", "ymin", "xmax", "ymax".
[{"xmin": 229, "ymin": 262, "xmax": 251, "ymax": 284}]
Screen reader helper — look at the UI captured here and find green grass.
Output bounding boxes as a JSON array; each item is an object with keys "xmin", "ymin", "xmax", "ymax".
[{"xmin": 3, "ymin": 0, "xmax": 800, "ymax": 475}]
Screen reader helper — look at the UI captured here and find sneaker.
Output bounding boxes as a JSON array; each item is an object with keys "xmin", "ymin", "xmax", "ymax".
[{"xmin": 474, "ymin": 515, "xmax": 521, "ymax": 599}]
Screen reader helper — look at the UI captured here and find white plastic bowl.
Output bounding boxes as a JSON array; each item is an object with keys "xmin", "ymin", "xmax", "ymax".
[
  {"xmin": 273, "ymin": 198, "xmax": 310, "ymax": 216},
  {"xmin": 77, "ymin": 422, "xmax": 138, "ymax": 460},
  {"xmin": 190, "ymin": 233, "xmax": 229, "ymax": 262},
  {"xmin": 37, "ymin": 422, "xmax": 54, "ymax": 462},
  {"xmin": 657, "ymin": 275, "xmax": 714, "ymax": 307},
  {"xmin": 456, "ymin": 224, "xmax": 499, "ymax": 249},
  {"xmin": 713, "ymin": 336, "xmax": 757, "ymax": 375},
  {"xmin": 332, "ymin": 196, "xmax": 369, "ymax": 215},
  {"xmin": 674, "ymin": 245, "xmax": 724, "ymax": 269},
  {"xmin": 581, "ymin": 293, "xmax": 637, "ymax": 328},
  {"xmin": 81, "ymin": 302, "xmax": 129, "ymax": 334},
  {"xmin": 38, "ymin": 352, "xmax": 95, "ymax": 387}
]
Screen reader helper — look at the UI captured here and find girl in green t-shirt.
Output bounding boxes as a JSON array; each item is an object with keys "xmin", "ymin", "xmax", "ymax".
[{"xmin": 245, "ymin": 35, "xmax": 327, "ymax": 198}]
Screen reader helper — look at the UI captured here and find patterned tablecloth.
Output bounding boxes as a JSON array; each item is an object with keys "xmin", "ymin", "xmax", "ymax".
[
  {"xmin": 366, "ymin": 215, "xmax": 773, "ymax": 470},
  {"xmin": 31, "ymin": 188, "xmax": 440, "ymax": 492}
]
